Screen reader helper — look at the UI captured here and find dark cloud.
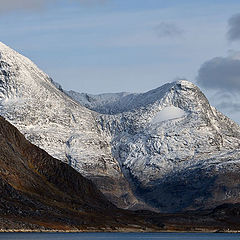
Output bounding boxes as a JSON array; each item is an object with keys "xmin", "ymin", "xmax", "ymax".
[
  {"xmin": 155, "ymin": 22, "xmax": 183, "ymax": 38},
  {"xmin": 197, "ymin": 56, "xmax": 240, "ymax": 91},
  {"xmin": 228, "ymin": 13, "xmax": 240, "ymax": 42},
  {"xmin": 208, "ymin": 90, "xmax": 240, "ymax": 123},
  {"xmin": 197, "ymin": 54, "xmax": 240, "ymax": 122}
]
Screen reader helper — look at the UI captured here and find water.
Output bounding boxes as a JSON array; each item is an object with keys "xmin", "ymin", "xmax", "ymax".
[{"xmin": 0, "ymin": 233, "xmax": 240, "ymax": 240}]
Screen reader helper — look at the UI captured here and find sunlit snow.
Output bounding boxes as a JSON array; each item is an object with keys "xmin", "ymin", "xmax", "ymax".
[{"xmin": 151, "ymin": 106, "xmax": 186, "ymax": 123}]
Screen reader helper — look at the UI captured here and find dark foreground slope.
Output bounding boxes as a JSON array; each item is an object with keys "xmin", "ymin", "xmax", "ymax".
[{"xmin": 0, "ymin": 115, "xmax": 157, "ymax": 231}]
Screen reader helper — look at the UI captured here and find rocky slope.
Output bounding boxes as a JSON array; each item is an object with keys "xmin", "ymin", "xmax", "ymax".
[
  {"xmin": 3, "ymin": 111, "xmax": 240, "ymax": 232},
  {"xmin": 0, "ymin": 42, "xmax": 142, "ymax": 209},
  {"xmin": 68, "ymin": 81, "xmax": 240, "ymax": 212},
  {"xmin": 0, "ymin": 115, "xmax": 162, "ymax": 231},
  {"xmin": 0, "ymin": 115, "xmax": 111, "ymax": 229}
]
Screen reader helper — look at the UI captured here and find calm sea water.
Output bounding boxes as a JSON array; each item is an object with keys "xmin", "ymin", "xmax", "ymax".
[{"xmin": 0, "ymin": 233, "xmax": 240, "ymax": 240}]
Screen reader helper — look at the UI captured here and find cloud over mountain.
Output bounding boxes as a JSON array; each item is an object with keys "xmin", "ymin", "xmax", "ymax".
[
  {"xmin": 196, "ymin": 52, "xmax": 240, "ymax": 123},
  {"xmin": 197, "ymin": 55, "xmax": 240, "ymax": 91},
  {"xmin": 228, "ymin": 13, "xmax": 240, "ymax": 42}
]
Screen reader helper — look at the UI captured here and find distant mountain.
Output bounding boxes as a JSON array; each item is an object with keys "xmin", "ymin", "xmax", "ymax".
[
  {"xmin": 0, "ymin": 42, "xmax": 144, "ymax": 210},
  {"xmin": 65, "ymin": 90, "xmax": 133, "ymax": 114},
  {"xmin": 68, "ymin": 81, "xmax": 240, "ymax": 212}
]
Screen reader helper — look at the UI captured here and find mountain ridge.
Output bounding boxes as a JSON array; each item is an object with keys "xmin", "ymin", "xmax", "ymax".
[
  {"xmin": 0, "ymin": 41, "xmax": 143, "ymax": 210},
  {"xmin": 68, "ymin": 80, "xmax": 240, "ymax": 212}
]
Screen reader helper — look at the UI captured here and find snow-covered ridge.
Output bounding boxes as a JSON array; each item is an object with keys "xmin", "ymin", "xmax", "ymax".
[
  {"xmin": 66, "ymin": 80, "xmax": 197, "ymax": 115},
  {"xmin": 66, "ymin": 82, "xmax": 177, "ymax": 114},
  {"xmin": 68, "ymin": 79, "xmax": 240, "ymax": 212},
  {"xmin": 0, "ymin": 41, "xmax": 140, "ymax": 210},
  {"xmin": 0, "ymin": 42, "xmax": 52, "ymax": 100}
]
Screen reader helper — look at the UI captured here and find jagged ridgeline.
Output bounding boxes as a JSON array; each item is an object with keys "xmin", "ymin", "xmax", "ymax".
[{"xmin": 1, "ymin": 42, "xmax": 240, "ymax": 213}]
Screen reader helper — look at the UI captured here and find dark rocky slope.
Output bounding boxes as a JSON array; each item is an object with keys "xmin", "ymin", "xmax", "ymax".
[{"xmin": 0, "ymin": 115, "xmax": 155, "ymax": 231}]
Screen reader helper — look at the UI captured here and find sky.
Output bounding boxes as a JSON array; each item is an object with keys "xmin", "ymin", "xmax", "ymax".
[{"xmin": 1, "ymin": 0, "xmax": 240, "ymax": 122}]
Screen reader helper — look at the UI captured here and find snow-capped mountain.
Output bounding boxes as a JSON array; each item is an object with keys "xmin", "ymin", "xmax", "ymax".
[
  {"xmin": 68, "ymin": 81, "xmax": 240, "ymax": 212},
  {"xmin": 0, "ymin": 42, "xmax": 142, "ymax": 209},
  {"xmin": 2, "ymin": 41, "xmax": 240, "ymax": 213}
]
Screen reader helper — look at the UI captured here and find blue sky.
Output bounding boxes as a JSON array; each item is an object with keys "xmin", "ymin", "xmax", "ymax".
[
  {"xmin": 0, "ymin": 0, "xmax": 238, "ymax": 93},
  {"xmin": 1, "ymin": 0, "xmax": 240, "ymax": 123}
]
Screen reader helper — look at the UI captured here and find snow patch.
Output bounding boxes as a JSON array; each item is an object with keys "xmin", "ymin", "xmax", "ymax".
[{"xmin": 151, "ymin": 106, "xmax": 186, "ymax": 123}]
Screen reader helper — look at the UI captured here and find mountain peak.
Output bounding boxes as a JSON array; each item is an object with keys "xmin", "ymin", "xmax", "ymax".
[
  {"xmin": 66, "ymin": 79, "xmax": 205, "ymax": 115},
  {"xmin": 0, "ymin": 42, "xmax": 54, "ymax": 101},
  {"xmin": 0, "ymin": 41, "xmax": 33, "ymax": 68},
  {"xmin": 175, "ymin": 79, "xmax": 196, "ymax": 87},
  {"xmin": 0, "ymin": 42, "xmax": 141, "ymax": 210}
]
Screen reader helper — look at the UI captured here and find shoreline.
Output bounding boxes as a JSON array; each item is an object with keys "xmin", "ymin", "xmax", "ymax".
[{"xmin": 1, "ymin": 229, "xmax": 240, "ymax": 233}]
